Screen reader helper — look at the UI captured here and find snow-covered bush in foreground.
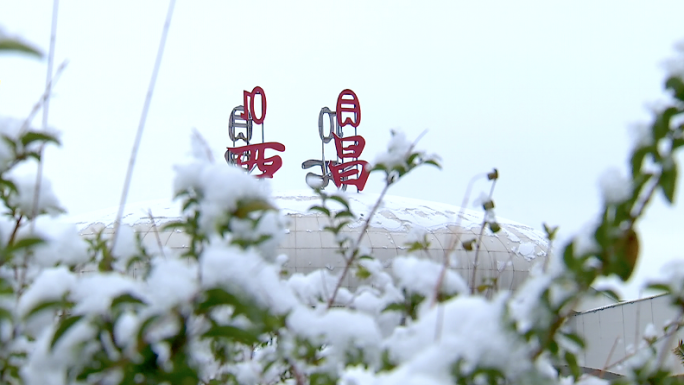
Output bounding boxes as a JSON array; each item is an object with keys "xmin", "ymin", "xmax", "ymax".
[{"xmin": 4, "ymin": 52, "xmax": 684, "ymax": 385}]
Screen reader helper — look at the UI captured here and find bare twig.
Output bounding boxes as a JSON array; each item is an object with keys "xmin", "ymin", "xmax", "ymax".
[
  {"xmin": 31, "ymin": 0, "xmax": 60, "ymax": 233},
  {"xmin": 8, "ymin": 215, "xmax": 24, "ymax": 246},
  {"xmin": 147, "ymin": 209, "xmax": 166, "ymax": 259},
  {"xmin": 191, "ymin": 127, "xmax": 215, "ymax": 163},
  {"xmin": 657, "ymin": 309, "xmax": 684, "ymax": 367},
  {"xmin": 431, "ymin": 172, "xmax": 486, "ymax": 307},
  {"xmin": 18, "ymin": 61, "xmax": 68, "ymax": 136},
  {"xmin": 326, "ymin": 131, "xmax": 427, "ymax": 308},
  {"xmin": 327, "ymin": 182, "xmax": 390, "ymax": 308},
  {"xmin": 598, "ymin": 336, "xmax": 621, "ymax": 379},
  {"xmin": 596, "ymin": 315, "xmax": 684, "ymax": 375},
  {"xmin": 111, "ymin": 0, "xmax": 176, "ymax": 251},
  {"xmin": 470, "ymin": 179, "xmax": 497, "ymax": 294},
  {"xmin": 542, "ymin": 238, "xmax": 554, "ymax": 273}
]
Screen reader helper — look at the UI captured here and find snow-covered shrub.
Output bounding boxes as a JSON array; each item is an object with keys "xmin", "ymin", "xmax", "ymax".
[{"xmin": 3, "ymin": 38, "xmax": 684, "ymax": 385}]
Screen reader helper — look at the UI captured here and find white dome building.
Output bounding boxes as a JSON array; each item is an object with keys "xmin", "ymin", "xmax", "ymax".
[
  {"xmin": 71, "ymin": 191, "xmax": 549, "ymax": 291},
  {"xmin": 76, "ymin": 192, "xmax": 684, "ymax": 378}
]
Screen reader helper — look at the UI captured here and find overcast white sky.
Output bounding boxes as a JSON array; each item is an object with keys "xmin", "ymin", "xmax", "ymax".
[{"xmin": 1, "ymin": 1, "xmax": 684, "ymax": 299}]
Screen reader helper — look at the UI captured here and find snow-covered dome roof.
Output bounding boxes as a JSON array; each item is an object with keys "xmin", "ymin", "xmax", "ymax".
[{"xmin": 70, "ymin": 191, "xmax": 548, "ymax": 291}]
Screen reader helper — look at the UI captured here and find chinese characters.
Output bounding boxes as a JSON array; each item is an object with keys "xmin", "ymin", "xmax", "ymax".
[
  {"xmin": 301, "ymin": 89, "xmax": 370, "ymax": 191},
  {"xmin": 225, "ymin": 86, "xmax": 285, "ymax": 178}
]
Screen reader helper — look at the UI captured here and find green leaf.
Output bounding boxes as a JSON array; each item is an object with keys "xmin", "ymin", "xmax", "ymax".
[
  {"xmin": 9, "ymin": 236, "xmax": 44, "ymax": 251},
  {"xmin": 233, "ymin": 199, "xmax": 275, "ymax": 219},
  {"xmin": 0, "ymin": 307, "xmax": 12, "ymax": 321},
  {"xmin": 198, "ymin": 288, "xmax": 242, "ymax": 313},
  {"xmin": 565, "ymin": 351, "xmax": 581, "ymax": 379},
  {"xmin": 596, "ymin": 288, "xmax": 621, "ymax": 302},
  {"xmin": 50, "ymin": 315, "xmax": 83, "ymax": 350},
  {"xmin": 645, "ymin": 283, "xmax": 671, "ymax": 293},
  {"xmin": 202, "ymin": 325, "xmax": 260, "ymax": 345},
  {"xmin": 0, "ymin": 178, "xmax": 18, "ymax": 194},
  {"xmin": 462, "ymin": 239, "xmax": 476, "ymax": 251},
  {"xmin": 381, "ymin": 303, "xmax": 405, "ymax": 313},
  {"xmin": 673, "ymin": 137, "xmax": 684, "ymax": 151},
  {"xmin": 324, "ymin": 220, "xmax": 350, "ymax": 235},
  {"xmin": 659, "ymin": 163, "xmax": 678, "ymax": 204},
  {"xmin": 543, "ymin": 223, "xmax": 559, "ymax": 241},
  {"xmin": 328, "ymin": 195, "xmax": 351, "ymax": 211},
  {"xmin": 26, "ymin": 299, "xmax": 72, "ymax": 319},
  {"xmin": 630, "ymin": 146, "xmax": 653, "ymax": 178},
  {"xmin": 666, "ymin": 76, "xmax": 684, "ymax": 102},
  {"xmin": 334, "ymin": 210, "xmax": 355, "ymax": 219},
  {"xmin": 653, "ymin": 107, "xmax": 678, "ymax": 141},
  {"xmin": 309, "ymin": 205, "xmax": 331, "ymax": 217},
  {"xmin": 0, "ymin": 38, "xmax": 43, "ymax": 58},
  {"xmin": 561, "ymin": 331, "xmax": 586, "ymax": 349},
  {"xmin": 406, "ymin": 240, "xmax": 429, "ymax": 252},
  {"xmin": 111, "ymin": 293, "xmax": 146, "ymax": 308},
  {"xmin": 162, "ymin": 221, "xmax": 185, "ymax": 231},
  {"xmin": 424, "ymin": 159, "xmax": 441, "ymax": 168},
  {"xmin": 488, "ymin": 222, "xmax": 501, "ymax": 233},
  {"xmin": 20, "ymin": 131, "xmax": 60, "ymax": 147},
  {"xmin": 356, "ymin": 265, "xmax": 371, "ymax": 279}
]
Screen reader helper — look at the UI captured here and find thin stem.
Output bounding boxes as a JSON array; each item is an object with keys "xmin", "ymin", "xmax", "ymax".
[
  {"xmin": 326, "ymin": 130, "xmax": 427, "ymax": 308},
  {"xmin": 598, "ymin": 336, "xmax": 621, "ymax": 379},
  {"xmin": 542, "ymin": 238, "xmax": 554, "ymax": 273},
  {"xmin": 327, "ymin": 182, "xmax": 390, "ymax": 308},
  {"xmin": 18, "ymin": 61, "xmax": 68, "ymax": 135},
  {"xmin": 597, "ymin": 314, "xmax": 684, "ymax": 374},
  {"xmin": 147, "ymin": 209, "xmax": 166, "ymax": 259},
  {"xmin": 8, "ymin": 215, "xmax": 23, "ymax": 246},
  {"xmin": 31, "ymin": 0, "xmax": 59, "ymax": 233},
  {"xmin": 431, "ymin": 172, "xmax": 486, "ymax": 307},
  {"xmin": 656, "ymin": 309, "xmax": 683, "ymax": 367},
  {"xmin": 470, "ymin": 179, "xmax": 497, "ymax": 295},
  {"xmin": 111, "ymin": 0, "xmax": 176, "ymax": 251}
]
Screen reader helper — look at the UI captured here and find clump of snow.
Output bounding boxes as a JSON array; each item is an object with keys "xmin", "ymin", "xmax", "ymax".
[
  {"xmin": 287, "ymin": 269, "xmax": 352, "ymax": 306},
  {"xmin": 392, "ymin": 256, "xmax": 467, "ymax": 298},
  {"xmin": 174, "ymin": 162, "xmax": 279, "ymax": 241},
  {"xmin": 23, "ymin": 217, "xmax": 89, "ymax": 267},
  {"xmin": 504, "ymin": 228, "xmax": 521, "ymax": 243},
  {"xmin": 509, "ymin": 270, "xmax": 556, "ymax": 333},
  {"xmin": 70, "ymin": 273, "xmax": 142, "ymax": 315},
  {"xmin": 380, "ymin": 295, "xmax": 530, "ymax": 383},
  {"xmin": 598, "ymin": 168, "xmax": 633, "ymax": 204},
  {"xmin": 18, "ymin": 266, "xmax": 76, "ymax": 318},
  {"xmin": 287, "ymin": 306, "xmax": 383, "ymax": 371},
  {"xmin": 373, "ymin": 130, "xmax": 412, "ymax": 171},
  {"xmin": 146, "ymin": 258, "xmax": 198, "ymax": 312},
  {"xmin": 656, "ymin": 260, "xmax": 684, "ymax": 299},
  {"xmin": 516, "ymin": 242, "xmax": 537, "ymax": 261},
  {"xmin": 629, "ymin": 122, "xmax": 654, "ymax": 151},
  {"xmin": 7, "ymin": 172, "xmax": 63, "ymax": 218},
  {"xmin": 200, "ymin": 241, "xmax": 298, "ymax": 315},
  {"xmin": 110, "ymin": 224, "xmax": 138, "ymax": 270},
  {"xmin": 573, "ymin": 221, "xmax": 600, "ymax": 257},
  {"xmin": 643, "ymin": 323, "xmax": 658, "ymax": 340},
  {"xmin": 663, "ymin": 39, "xmax": 684, "ymax": 78}
]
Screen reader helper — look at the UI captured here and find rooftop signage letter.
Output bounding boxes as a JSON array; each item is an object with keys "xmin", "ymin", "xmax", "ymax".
[
  {"xmin": 302, "ymin": 89, "xmax": 370, "ymax": 191},
  {"xmin": 225, "ymin": 86, "xmax": 285, "ymax": 178}
]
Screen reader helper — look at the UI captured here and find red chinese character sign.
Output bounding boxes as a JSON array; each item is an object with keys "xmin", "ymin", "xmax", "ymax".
[
  {"xmin": 225, "ymin": 86, "xmax": 285, "ymax": 178},
  {"xmin": 301, "ymin": 89, "xmax": 370, "ymax": 191}
]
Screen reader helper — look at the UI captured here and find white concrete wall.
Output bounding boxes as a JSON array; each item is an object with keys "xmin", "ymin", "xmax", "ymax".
[{"xmin": 569, "ymin": 294, "xmax": 684, "ymax": 376}]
